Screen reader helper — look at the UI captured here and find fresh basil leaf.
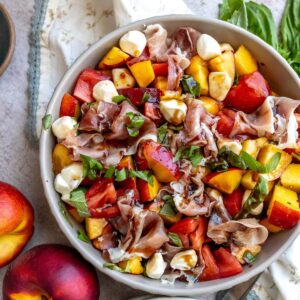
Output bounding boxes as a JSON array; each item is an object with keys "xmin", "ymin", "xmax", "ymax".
[
  {"xmin": 174, "ymin": 146, "xmax": 185, "ymax": 162},
  {"xmin": 263, "ymin": 152, "xmax": 281, "ymax": 173},
  {"xmin": 142, "ymin": 92, "xmax": 150, "ymax": 103},
  {"xmin": 217, "ymin": 147, "xmax": 246, "ymax": 169},
  {"xmin": 129, "ymin": 170, "xmax": 154, "ymax": 186},
  {"xmin": 42, "ymin": 114, "xmax": 52, "ymax": 130},
  {"xmin": 126, "ymin": 112, "xmax": 144, "ymax": 137},
  {"xmin": 113, "ymin": 95, "xmax": 128, "ymax": 104},
  {"xmin": 104, "ymin": 166, "xmax": 116, "ymax": 178},
  {"xmin": 162, "ymin": 195, "xmax": 173, "ymax": 202},
  {"xmin": 158, "ymin": 123, "xmax": 168, "ymax": 145},
  {"xmin": 219, "ymin": 0, "xmax": 244, "ymax": 21},
  {"xmin": 180, "ymin": 75, "xmax": 200, "ymax": 97},
  {"xmin": 77, "ymin": 228, "xmax": 90, "ymax": 243},
  {"xmin": 208, "ymin": 159, "xmax": 229, "ymax": 171},
  {"xmin": 240, "ymin": 151, "xmax": 261, "ymax": 171},
  {"xmin": 243, "ymin": 250, "xmax": 257, "ymax": 264},
  {"xmin": 255, "ymin": 175, "xmax": 268, "ymax": 196},
  {"xmin": 103, "ymin": 263, "xmax": 125, "ymax": 273},
  {"xmin": 115, "ymin": 168, "xmax": 127, "ymax": 182},
  {"xmin": 69, "ymin": 187, "xmax": 90, "ymax": 217},
  {"xmin": 168, "ymin": 232, "xmax": 183, "ymax": 248},
  {"xmin": 186, "ymin": 146, "xmax": 204, "ymax": 167},
  {"xmin": 229, "ymin": 1, "xmax": 248, "ymax": 29},
  {"xmin": 160, "ymin": 201, "xmax": 176, "ymax": 217},
  {"xmin": 80, "ymin": 154, "xmax": 103, "ymax": 180}
]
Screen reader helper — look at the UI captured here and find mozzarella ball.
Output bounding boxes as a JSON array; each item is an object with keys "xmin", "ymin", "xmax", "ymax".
[
  {"xmin": 217, "ymin": 139, "xmax": 242, "ymax": 155},
  {"xmin": 170, "ymin": 250, "xmax": 197, "ymax": 271},
  {"xmin": 52, "ymin": 116, "xmax": 77, "ymax": 140},
  {"xmin": 159, "ymin": 99, "xmax": 187, "ymax": 125},
  {"xmin": 209, "ymin": 71, "xmax": 232, "ymax": 101},
  {"xmin": 146, "ymin": 253, "xmax": 167, "ymax": 279},
  {"xmin": 92, "ymin": 80, "xmax": 118, "ymax": 103},
  {"xmin": 119, "ymin": 30, "xmax": 147, "ymax": 57},
  {"xmin": 197, "ymin": 34, "xmax": 221, "ymax": 61}
]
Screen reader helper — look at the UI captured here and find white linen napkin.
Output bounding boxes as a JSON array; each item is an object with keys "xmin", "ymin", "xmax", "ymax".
[{"xmin": 28, "ymin": 0, "xmax": 300, "ymax": 298}]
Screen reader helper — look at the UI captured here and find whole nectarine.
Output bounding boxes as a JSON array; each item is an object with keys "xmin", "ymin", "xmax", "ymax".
[
  {"xmin": 0, "ymin": 181, "xmax": 34, "ymax": 267},
  {"xmin": 3, "ymin": 244, "xmax": 100, "ymax": 300}
]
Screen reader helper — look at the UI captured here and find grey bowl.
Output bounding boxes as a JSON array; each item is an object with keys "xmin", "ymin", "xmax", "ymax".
[{"xmin": 40, "ymin": 15, "xmax": 300, "ymax": 296}]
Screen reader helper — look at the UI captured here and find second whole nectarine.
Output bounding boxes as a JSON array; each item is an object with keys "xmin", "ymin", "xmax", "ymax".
[{"xmin": 0, "ymin": 181, "xmax": 34, "ymax": 268}]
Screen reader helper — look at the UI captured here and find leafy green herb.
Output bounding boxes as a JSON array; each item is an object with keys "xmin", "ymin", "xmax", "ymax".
[
  {"xmin": 69, "ymin": 187, "xmax": 90, "ymax": 217},
  {"xmin": 219, "ymin": 147, "xmax": 247, "ymax": 170},
  {"xmin": 126, "ymin": 112, "xmax": 145, "ymax": 137},
  {"xmin": 80, "ymin": 154, "xmax": 103, "ymax": 180},
  {"xmin": 103, "ymin": 263, "xmax": 125, "ymax": 273},
  {"xmin": 157, "ymin": 123, "xmax": 169, "ymax": 145},
  {"xmin": 208, "ymin": 160, "xmax": 229, "ymax": 171},
  {"xmin": 160, "ymin": 195, "xmax": 177, "ymax": 217},
  {"xmin": 174, "ymin": 145, "xmax": 204, "ymax": 167},
  {"xmin": 180, "ymin": 75, "xmax": 200, "ymax": 97},
  {"xmin": 113, "ymin": 95, "xmax": 128, "ymax": 104},
  {"xmin": 236, "ymin": 175, "xmax": 268, "ymax": 218},
  {"xmin": 129, "ymin": 170, "xmax": 154, "ymax": 186},
  {"xmin": 142, "ymin": 92, "xmax": 150, "ymax": 103},
  {"xmin": 241, "ymin": 151, "xmax": 281, "ymax": 173},
  {"xmin": 58, "ymin": 200, "xmax": 73, "ymax": 227},
  {"xmin": 168, "ymin": 232, "xmax": 183, "ymax": 248},
  {"xmin": 77, "ymin": 228, "xmax": 90, "ymax": 243},
  {"xmin": 42, "ymin": 114, "xmax": 52, "ymax": 130},
  {"xmin": 243, "ymin": 250, "xmax": 258, "ymax": 264},
  {"xmin": 279, "ymin": 0, "xmax": 300, "ymax": 76},
  {"xmin": 115, "ymin": 168, "xmax": 127, "ymax": 182},
  {"xmin": 104, "ymin": 166, "xmax": 116, "ymax": 178}
]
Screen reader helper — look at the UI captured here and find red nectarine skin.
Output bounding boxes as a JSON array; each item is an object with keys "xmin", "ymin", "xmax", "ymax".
[
  {"xmin": 3, "ymin": 244, "xmax": 100, "ymax": 300},
  {"xmin": 0, "ymin": 181, "xmax": 34, "ymax": 267}
]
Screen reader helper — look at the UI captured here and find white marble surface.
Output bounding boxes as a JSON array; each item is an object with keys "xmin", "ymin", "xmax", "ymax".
[{"xmin": 0, "ymin": 0, "xmax": 285, "ymax": 299}]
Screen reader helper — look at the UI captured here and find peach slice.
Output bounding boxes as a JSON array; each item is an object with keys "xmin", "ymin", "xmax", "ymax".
[
  {"xmin": 142, "ymin": 140, "xmax": 181, "ymax": 183},
  {"xmin": 98, "ymin": 47, "xmax": 129, "ymax": 69},
  {"xmin": 137, "ymin": 175, "xmax": 161, "ymax": 203}
]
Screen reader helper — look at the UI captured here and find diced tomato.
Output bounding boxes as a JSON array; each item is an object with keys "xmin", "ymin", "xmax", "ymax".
[
  {"xmin": 134, "ymin": 145, "xmax": 149, "ymax": 170},
  {"xmin": 214, "ymin": 247, "xmax": 243, "ymax": 278},
  {"xmin": 73, "ymin": 68, "xmax": 112, "ymax": 103},
  {"xmin": 85, "ymin": 179, "xmax": 118, "ymax": 218},
  {"xmin": 224, "ymin": 71, "xmax": 270, "ymax": 113},
  {"xmin": 190, "ymin": 217, "xmax": 208, "ymax": 250},
  {"xmin": 200, "ymin": 245, "xmax": 220, "ymax": 281},
  {"xmin": 91, "ymin": 205, "xmax": 120, "ymax": 218},
  {"xmin": 223, "ymin": 188, "xmax": 243, "ymax": 217},
  {"xmin": 117, "ymin": 88, "xmax": 160, "ymax": 106},
  {"xmin": 284, "ymin": 148, "xmax": 300, "ymax": 162},
  {"xmin": 169, "ymin": 218, "xmax": 199, "ymax": 235},
  {"xmin": 59, "ymin": 93, "xmax": 80, "ymax": 119},
  {"xmin": 216, "ymin": 109, "xmax": 236, "ymax": 137},
  {"xmin": 144, "ymin": 102, "xmax": 164, "ymax": 125},
  {"xmin": 152, "ymin": 63, "xmax": 168, "ymax": 77}
]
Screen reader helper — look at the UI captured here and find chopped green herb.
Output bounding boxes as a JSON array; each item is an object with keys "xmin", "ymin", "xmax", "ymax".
[
  {"xmin": 115, "ymin": 168, "xmax": 127, "ymax": 182},
  {"xmin": 180, "ymin": 75, "xmax": 200, "ymax": 97},
  {"xmin": 113, "ymin": 95, "xmax": 128, "ymax": 104},
  {"xmin": 174, "ymin": 145, "xmax": 204, "ymax": 167},
  {"xmin": 168, "ymin": 232, "xmax": 183, "ymax": 248},
  {"xmin": 80, "ymin": 154, "xmax": 103, "ymax": 180},
  {"xmin": 129, "ymin": 170, "xmax": 154, "ymax": 186},
  {"xmin": 126, "ymin": 112, "xmax": 145, "ymax": 137},
  {"xmin": 142, "ymin": 92, "xmax": 150, "ymax": 103},
  {"xmin": 69, "ymin": 187, "xmax": 90, "ymax": 217},
  {"xmin": 77, "ymin": 228, "xmax": 90, "ymax": 243},
  {"xmin": 162, "ymin": 195, "xmax": 173, "ymax": 202},
  {"xmin": 157, "ymin": 123, "xmax": 169, "ymax": 145},
  {"xmin": 103, "ymin": 263, "xmax": 125, "ymax": 273},
  {"xmin": 168, "ymin": 124, "xmax": 184, "ymax": 132},
  {"xmin": 174, "ymin": 146, "xmax": 185, "ymax": 162},
  {"xmin": 243, "ymin": 250, "xmax": 258, "ymax": 264},
  {"xmin": 160, "ymin": 201, "xmax": 177, "ymax": 217},
  {"xmin": 208, "ymin": 159, "xmax": 229, "ymax": 171},
  {"xmin": 218, "ymin": 147, "xmax": 247, "ymax": 170},
  {"xmin": 104, "ymin": 166, "xmax": 116, "ymax": 178},
  {"xmin": 42, "ymin": 114, "xmax": 52, "ymax": 130}
]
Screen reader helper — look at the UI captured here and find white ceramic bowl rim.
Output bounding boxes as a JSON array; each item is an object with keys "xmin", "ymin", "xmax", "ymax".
[{"xmin": 40, "ymin": 15, "xmax": 300, "ymax": 296}]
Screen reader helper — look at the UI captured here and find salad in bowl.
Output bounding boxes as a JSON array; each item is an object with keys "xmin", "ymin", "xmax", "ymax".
[{"xmin": 49, "ymin": 23, "xmax": 300, "ymax": 286}]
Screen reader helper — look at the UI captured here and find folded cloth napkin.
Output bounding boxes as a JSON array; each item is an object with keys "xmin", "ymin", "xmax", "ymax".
[{"xmin": 29, "ymin": 0, "xmax": 299, "ymax": 299}]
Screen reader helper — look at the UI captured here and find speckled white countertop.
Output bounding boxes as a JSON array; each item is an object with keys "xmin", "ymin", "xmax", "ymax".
[{"xmin": 0, "ymin": 0, "xmax": 285, "ymax": 299}]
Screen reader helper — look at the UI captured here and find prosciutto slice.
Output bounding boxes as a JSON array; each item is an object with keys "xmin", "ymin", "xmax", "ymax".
[
  {"xmin": 109, "ymin": 191, "xmax": 168, "ymax": 262},
  {"xmin": 207, "ymin": 218, "xmax": 268, "ymax": 246}
]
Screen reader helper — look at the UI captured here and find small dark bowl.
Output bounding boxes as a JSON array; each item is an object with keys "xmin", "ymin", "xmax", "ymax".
[{"xmin": 0, "ymin": 3, "xmax": 15, "ymax": 76}]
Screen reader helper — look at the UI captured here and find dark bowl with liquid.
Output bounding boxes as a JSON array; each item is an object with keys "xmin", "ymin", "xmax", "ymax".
[{"xmin": 0, "ymin": 3, "xmax": 15, "ymax": 76}]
